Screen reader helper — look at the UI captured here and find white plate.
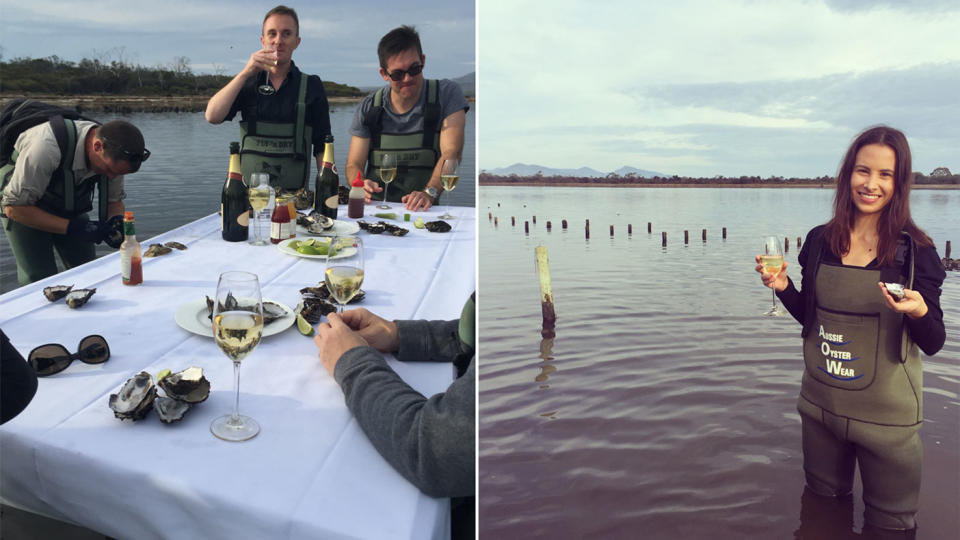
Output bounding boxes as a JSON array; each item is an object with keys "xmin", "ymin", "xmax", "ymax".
[
  {"xmin": 174, "ymin": 298, "xmax": 294, "ymax": 337},
  {"xmin": 277, "ymin": 237, "xmax": 359, "ymax": 260},
  {"xmin": 295, "ymin": 219, "xmax": 360, "ymax": 237}
]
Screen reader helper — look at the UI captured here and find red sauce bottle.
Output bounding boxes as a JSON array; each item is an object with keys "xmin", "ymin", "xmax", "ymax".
[
  {"xmin": 348, "ymin": 172, "xmax": 365, "ymax": 219},
  {"xmin": 270, "ymin": 196, "xmax": 291, "ymax": 244}
]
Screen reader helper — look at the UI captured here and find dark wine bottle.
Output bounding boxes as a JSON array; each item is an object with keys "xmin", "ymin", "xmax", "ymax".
[
  {"xmin": 314, "ymin": 134, "xmax": 339, "ymax": 219},
  {"xmin": 221, "ymin": 142, "xmax": 249, "ymax": 242}
]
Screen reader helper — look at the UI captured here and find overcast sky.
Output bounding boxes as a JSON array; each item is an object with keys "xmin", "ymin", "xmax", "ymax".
[
  {"xmin": 0, "ymin": 0, "xmax": 475, "ymax": 88},
  {"xmin": 479, "ymin": 0, "xmax": 960, "ymax": 177}
]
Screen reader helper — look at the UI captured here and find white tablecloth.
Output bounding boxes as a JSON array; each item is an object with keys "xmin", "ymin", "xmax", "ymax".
[{"xmin": 0, "ymin": 203, "xmax": 475, "ymax": 540}]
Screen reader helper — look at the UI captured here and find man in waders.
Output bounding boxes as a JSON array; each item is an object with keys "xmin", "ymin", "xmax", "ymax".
[
  {"xmin": 1, "ymin": 118, "xmax": 146, "ymax": 286},
  {"xmin": 346, "ymin": 25, "xmax": 469, "ymax": 212},
  {"xmin": 205, "ymin": 5, "xmax": 331, "ymax": 193}
]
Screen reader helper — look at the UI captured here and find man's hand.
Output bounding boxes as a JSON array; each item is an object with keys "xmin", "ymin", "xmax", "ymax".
[
  {"xmin": 243, "ymin": 47, "xmax": 280, "ymax": 77},
  {"xmin": 103, "ymin": 215, "xmax": 125, "ymax": 249},
  {"xmin": 66, "ymin": 219, "xmax": 108, "ymax": 244},
  {"xmin": 401, "ymin": 190, "xmax": 434, "ymax": 211},
  {"xmin": 314, "ymin": 312, "xmax": 369, "ymax": 376},
  {"xmin": 339, "ymin": 308, "xmax": 400, "ymax": 353},
  {"xmin": 362, "ymin": 179, "xmax": 382, "ymax": 204}
]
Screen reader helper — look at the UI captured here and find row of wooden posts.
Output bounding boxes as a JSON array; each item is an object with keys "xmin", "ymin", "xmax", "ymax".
[{"xmin": 489, "ymin": 213, "xmax": 734, "ymax": 246}]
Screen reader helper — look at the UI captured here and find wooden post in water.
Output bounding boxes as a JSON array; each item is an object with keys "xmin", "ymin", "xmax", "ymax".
[
  {"xmin": 702, "ymin": 229, "xmax": 707, "ymax": 243},
  {"xmin": 488, "ymin": 212, "xmax": 492, "ymax": 221},
  {"xmin": 535, "ymin": 246, "xmax": 557, "ymax": 338},
  {"xmin": 684, "ymin": 230, "xmax": 689, "ymax": 244},
  {"xmin": 546, "ymin": 221, "xmax": 552, "ymax": 231},
  {"xmin": 511, "ymin": 217, "xmax": 515, "ymax": 227},
  {"xmin": 585, "ymin": 219, "xmax": 590, "ymax": 239},
  {"xmin": 562, "ymin": 219, "xmax": 568, "ymax": 229},
  {"xmin": 784, "ymin": 237, "xmax": 789, "ymax": 253},
  {"xmin": 533, "ymin": 215, "xmax": 537, "ymax": 224},
  {"xmin": 525, "ymin": 221, "xmax": 529, "ymax": 234},
  {"xmin": 610, "ymin": 225, "xmax": 614, "ymax": 237},
  {"xmin": 648, "ymin": 222, "xmax": 652, "ymax": 234},
  {"xmin": 662, "ymin": 232, "xmax": 667, "ymax": 247},
  {"xmin": 723, "ymin": 227, "xmax": 727, "ymax": 239},
  {"xmin": 946, "ymin": 241, "xmax": 952, "ymax": 259},
  {"xmin": 628, "ymin": 224, "xmax": 633, "ymax": 235},
  {"xmin": 494, "ymin": 217, "xmax": 498, "ymax": 227},
  {"xmin": 797, "ymin": 237, "xmax": 802, "ymax": 249}
]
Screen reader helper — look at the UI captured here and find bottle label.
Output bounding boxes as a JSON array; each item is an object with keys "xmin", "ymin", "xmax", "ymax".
[
  {"xmin": 237, "ymin": 210, "xmax": 250, "ymax": 227},
  {"xmin": 220, "ymin": 203, "xmax": 225, "ymax": 231},
  {"xmin": 281, "ymin": 220, "xmax": 295, "ymax": 239},
  {"xmin": 270, "ymin": 221, "xmax": 283, "ymax": 242},
  {"xmin": 121, "ymin": 251, "xmax": 131, "ymax": 280}
]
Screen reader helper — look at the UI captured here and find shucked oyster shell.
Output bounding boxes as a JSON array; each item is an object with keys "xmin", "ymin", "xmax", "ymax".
[
  {"xmin": 43, "ymin": 285, "xmax": 74, "ymax": 302},
  {"xmin": 65, "ymin": 288, "xmax": 96, "ymax": 308},
  {"xmin": 424, "ymin": 220, "xmax": 451, "ymax": 233},
  {"xmin": 158, "ymin": 366, "xmax": 210, "ymax": 403},
  {"xmin": 297, "ymin": 212, "xmax": 334, "ymax": 234},
  {"xmin": 109, "ymin": 371, "xmax": 156, "ymax": 421},
  {"xmin": 154, "ymin": 397, "xmax": 191, "ymax": 424}
]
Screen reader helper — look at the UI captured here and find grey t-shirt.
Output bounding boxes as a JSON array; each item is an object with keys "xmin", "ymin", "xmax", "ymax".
[
  {"xmin": 349, "ymin": 79, "xmax": 469, "ymax": 139},
  {"xmin": 1, "ymin": 121, "xmax": 125, "ymax": 208}
]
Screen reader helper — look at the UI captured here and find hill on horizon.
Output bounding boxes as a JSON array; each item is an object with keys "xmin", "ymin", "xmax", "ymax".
[
  {"xmin": 358, "ymin": 71, "xmax": 475, "ymax": 97},
  {"xmin": 483, "ymin": 163, "xmax": 667, "ymax": 178}
]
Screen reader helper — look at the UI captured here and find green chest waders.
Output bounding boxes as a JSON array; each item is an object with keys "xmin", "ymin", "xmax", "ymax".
[
  {"xmin": 363, "ymin": 80, "xmax": 442, "ymax": 202},
  {"xmin": 239, "ymin": 73, "xmax": 312, "ymax": 191},
  {"xmin": 799, "ymin": 244, "xmax": 920, "ymax": 426}
]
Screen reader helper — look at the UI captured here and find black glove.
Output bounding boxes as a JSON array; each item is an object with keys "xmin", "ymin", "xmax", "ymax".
[
  {"xmin": 103, "ymin": 215, "xmax": 125, "ymax": 249},
  {"xmin": 66, "ymin": 219, "xmax": 107, "ymax": 244}
]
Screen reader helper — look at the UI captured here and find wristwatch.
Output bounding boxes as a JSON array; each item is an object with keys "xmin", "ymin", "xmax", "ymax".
[{"xmin": 424, "ymin": 187, "xmax": 439, "ymax": 200}]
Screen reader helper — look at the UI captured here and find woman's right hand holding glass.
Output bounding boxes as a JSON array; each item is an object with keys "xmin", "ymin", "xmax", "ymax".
[{"xmin": 755, "ymin": 255, "xmax": 789, "ymax": 292}]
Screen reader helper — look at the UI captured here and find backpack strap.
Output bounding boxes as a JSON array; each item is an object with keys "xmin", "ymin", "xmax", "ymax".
[
  {"xmin": 294, "ymin": 71, "xmax": 308, "ymax": 158},
  {"xmin": 363, "ymin": 88, "xmax": 386, "ymax": 151},
  {"xmin": 421, "ymin": 79, "xmax": 441, "ymax": 150},
  {"xmin": 51, "ymin": 117, "xmax": 77, "ymax": 215}
]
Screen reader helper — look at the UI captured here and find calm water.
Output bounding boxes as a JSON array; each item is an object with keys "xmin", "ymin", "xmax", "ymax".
[
  {"xmin": 478, "ymin": 187, "xmax": 959, "ymax": 539},
  {"xmin": 0, "ymin": 102, "xmax": 476, "ymax": 293}
]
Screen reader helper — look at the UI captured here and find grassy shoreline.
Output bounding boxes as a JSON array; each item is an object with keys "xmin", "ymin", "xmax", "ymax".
[{"xmin": 0, "ymin": 94, "xmax": 363, "ymax": 113}]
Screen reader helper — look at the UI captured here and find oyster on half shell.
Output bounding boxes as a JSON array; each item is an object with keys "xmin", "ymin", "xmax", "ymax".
[
  {"xmin": 154, "ymin": 396, "xmax": 192, "ymax": 423},
  {"xmin": 65, "ymin": 288, "xmax": 96, "ymax": 308},
  {"xmin": 43, "ymin": 285, "xmax": 74, "ymax": 302},
  {"xmin": 108, "ymin": 371, "xmax": 156, "ymax": 421},
  {"xmin": 158, "ymin": 366, "xmax": 210, "ymax": 403},
  {"xmin": 297, "ymin": 212, "xmax": 335, "ymax": 234}
]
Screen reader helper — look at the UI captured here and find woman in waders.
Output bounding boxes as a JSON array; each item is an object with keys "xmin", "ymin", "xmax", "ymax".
[{"xmin": 756, "ymin": 125, "xmax": 946, "ymax": 536}]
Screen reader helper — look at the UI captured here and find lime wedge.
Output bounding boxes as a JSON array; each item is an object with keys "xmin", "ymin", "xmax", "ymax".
[
  {"xmin": 301, "ymin": 238, "xmax": 316, "ymax": 247},
  {"xmin": 296, "ymin": 313, "xmax": 314, "ymax": 336},
  {"xmin": 414, "ymin": 217, "xmax": 425, "ymax": 229},
  {"xmin": 156, "ymin": 368, "xmax": 171, "ymax": 382}
]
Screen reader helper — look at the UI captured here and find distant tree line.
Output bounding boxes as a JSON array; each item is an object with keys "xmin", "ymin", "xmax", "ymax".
[
  {"xmin": 480, "ymin": 170, "xmax": 960, "ymax": 186},
  {"xmin": 0, "ymin": 54, "xmax": 363, "ymax": 98}
]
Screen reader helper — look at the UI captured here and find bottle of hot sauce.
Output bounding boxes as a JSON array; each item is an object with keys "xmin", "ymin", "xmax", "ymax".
[
  {"xmin": 348, "ymin": 172, "xmax": 365, "ymax": 219},
  {"xmin": 120, "ymin": 211, "xmax": 142, "ymax": 285},
  {"xmin": 271, "ymin": 195, "xmax": 292, "ymax": 244}
]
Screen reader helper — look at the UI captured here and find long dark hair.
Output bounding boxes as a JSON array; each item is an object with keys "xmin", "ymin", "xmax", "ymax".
[{"xmin": 824, "ymin": 125, "xmax": 933, "ymax": 266}]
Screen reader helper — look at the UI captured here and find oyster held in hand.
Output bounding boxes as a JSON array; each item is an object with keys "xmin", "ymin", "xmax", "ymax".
[{"xmin": 109, "ymin": 371, "xmax": 156, "ymax": 421}]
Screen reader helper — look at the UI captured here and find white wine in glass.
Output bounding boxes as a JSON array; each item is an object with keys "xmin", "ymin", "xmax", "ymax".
[
  {"xmin": 378, "ymin": 154, "xmax": 396, "ymax": 209},
  {"xmin": 210, "ymin": 271, "xmax": 262, "ymax": 441},
  {"xmin": 247, "ymin": 173, "xmax": 271, "ymax": 246},
  {"xmin": 438, "ymin": 158, "xmax": 459, "ymax": 219},
  {"xmin": 761, "ymin": 236, "xmax": 784, "ymax": 317},
  {"xmin": 324, "ymin": 236, "xmax": 364, "ymax": 313}
]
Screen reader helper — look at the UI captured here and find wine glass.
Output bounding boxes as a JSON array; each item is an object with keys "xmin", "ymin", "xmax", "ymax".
[
  {"xmin": 437, "ymin": 158, "xmax": 459, "ymax": 220},
  {"xmin": 247, "ymin": 173, "xmax": 271, "ymax": 246},
  {"xmin": 210, "ymin": 271, "xmax": 263, "ymax": 441},
  {"xmin": 377, "ymin": 154, "xmax": 396, "ymax": 209},
  {"xmin": 760, "ymin": 236, "xmax": 784, "ymax": 317},
  {"xmin": 324, "ymin": 236, "xmax": 364, "ymax": 314}
]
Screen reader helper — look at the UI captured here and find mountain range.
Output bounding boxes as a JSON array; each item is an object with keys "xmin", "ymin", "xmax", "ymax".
[
  {"xmin": 482, "ymin": 163, "xmax": 667, "ymax": 178},
  {"xmin": 358, "ymin": 72, "xmax": 475, "ymax": 97}
]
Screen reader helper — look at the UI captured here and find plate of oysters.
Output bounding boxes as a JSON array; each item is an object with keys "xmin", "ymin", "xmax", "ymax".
[
  {"xmin": 295, "ymin": 212, "xmax": 360, "ymax": 237},
  {"xmin": 174, "ymin": 296, "xmax": 294, "ymax": 337}
]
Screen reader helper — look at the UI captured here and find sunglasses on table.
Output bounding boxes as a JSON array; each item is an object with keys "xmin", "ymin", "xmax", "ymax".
[
  {"xmin": 28, "ymin": 335, "xmax": 111, "ymax": 376},
  {"xmin": 385, "ymin": 63, "xmax": 423, "ymax": 81}
]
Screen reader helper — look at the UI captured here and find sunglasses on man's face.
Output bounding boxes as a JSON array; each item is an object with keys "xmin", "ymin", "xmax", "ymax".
[
  {"xmin": 386, "ymin": 63, "xmax": 423, "ymax": 82},
  {"xmin": 100, "ymin": 136, "xmax": 151, "ymax": 163},
  {"xmin": 28, "ymin": 335, "xmax": 111, "ymax": 376}
]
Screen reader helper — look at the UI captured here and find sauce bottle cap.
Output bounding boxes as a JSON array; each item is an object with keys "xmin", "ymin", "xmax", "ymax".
[
  {"xmin": 352, "ymin": 171, "xmax": 364, "ymax": 187},
  {"xmin": 124, "ymin": 211, "xmax": 134, "ymax": 220}
]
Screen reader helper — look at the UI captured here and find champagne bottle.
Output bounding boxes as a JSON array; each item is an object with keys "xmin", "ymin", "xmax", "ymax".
[
  {"xmin": 221, "ymin": 142, "xmax": 249, "ymax": 242},
  {"xmin": 120, "ymin": 211, "xmax": 142, "ymax": 285},
  {"xmin": 314, "ymin": 134, "xmax": 339, "ymax": 219}
]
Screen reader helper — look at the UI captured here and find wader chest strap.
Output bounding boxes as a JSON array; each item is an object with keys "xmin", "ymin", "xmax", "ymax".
[
  {"xmin": 294, "ymin": 72, "xmax": 307, "ymax": 157},
  {"xmin": 421, "ymin": 79, "xmax": 441, "ymax": 151},
  {"xmin": 53, "ymin": 117, "xmax": 77, "ymax": 214}
]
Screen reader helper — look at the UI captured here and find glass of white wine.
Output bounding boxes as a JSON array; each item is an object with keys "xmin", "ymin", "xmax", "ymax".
[
  {"xmin": 378, "ymin": 154, "xmax": 396, "ymax": 209},
  {"xmin": 437, "ymin": 158, "xmax": 459, "ymax": 220},
  {"xmin": 760, "ymin": 235, "xmax": 784, "ymax": 317},
  {"xmin": 247, "ymin": 173, "xmax": 271, "ymax": 246},
  {"xmin": 210, "ymin": 271, "xmax": 263, "ymax": 441},
  {"xmin": 325, "ymin": 236, "xmax": 364, "ymax": 314}
]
